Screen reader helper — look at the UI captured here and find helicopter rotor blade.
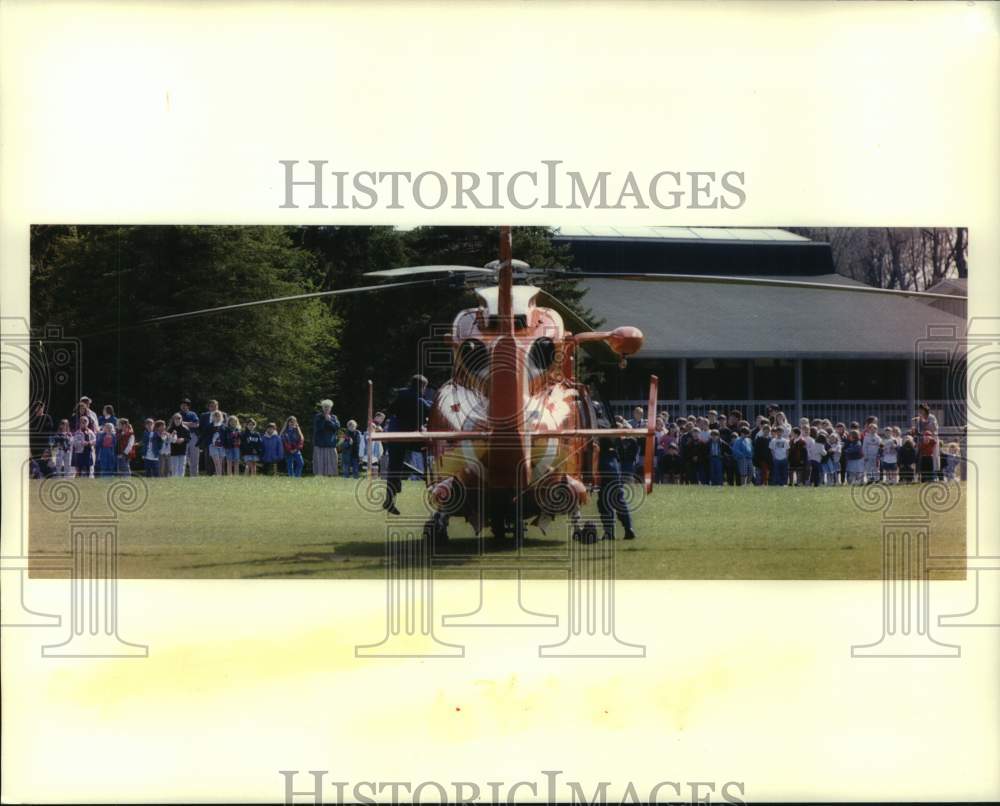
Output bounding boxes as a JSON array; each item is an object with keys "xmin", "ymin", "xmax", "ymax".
[
  {"xmin": 545, "ymin": 271, "xmax": 967, "ymax": 302},
  {"xmin": 80, "ymin": 277, "xmax": 447, "ymax": 338},
  {"xmin": 363, "ymin": 265, "xmax": 495, "ymax": 279}
]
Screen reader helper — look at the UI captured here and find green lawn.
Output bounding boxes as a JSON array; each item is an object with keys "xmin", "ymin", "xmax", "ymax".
[{"xmin": 28, "ymin": 477, "xmax": 966, "ymax": 580}]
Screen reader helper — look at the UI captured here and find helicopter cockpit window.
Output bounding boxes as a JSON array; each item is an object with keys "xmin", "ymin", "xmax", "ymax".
[
  {"xmin": 528, "ymin": 337, "xmax": 556, "ymax": 375},
  {"xmin": 457, "ymin": 338, "xmax": 489, "ymax": 381}
]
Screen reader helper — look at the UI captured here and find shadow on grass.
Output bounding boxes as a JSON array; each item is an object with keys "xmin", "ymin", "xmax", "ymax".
[{"xmin": 173, "ymin": 535, "xmax": 570, "ymax": 576}]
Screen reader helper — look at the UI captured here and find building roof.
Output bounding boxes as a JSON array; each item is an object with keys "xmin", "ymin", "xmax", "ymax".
[
  {"xmin": 922, "ymin": 278, "xmax": 967, "ymax": 319},
  {"xmin": 926, "ymin": 277, "xmax": 968, "ymax": 295},
  {"xmin": 553, "ymin": 227, "xmax": 835, "ymax": 277},
  {"xmin": 553, "ymin": 226, "xmax": 811, "ymax": 243},
  {"xmin": 578, "ymin": 274, "xmax": 967, "ymax": 360}
]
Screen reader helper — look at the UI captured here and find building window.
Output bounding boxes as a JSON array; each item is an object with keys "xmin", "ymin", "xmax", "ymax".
[
  {"xmin": 803, "ymin": 359, "xmax": 906, "ymax": 399},
  {"xmin": 601, "ymin": 360, "xmax": 679, "ymax": 401},
  {"xmin": 753, "ymin": 359, "xmax": 795, "ymax": 400},
  {"xmin": 687, "ymin": 358, "xmax": 749, "ymax": 400}
]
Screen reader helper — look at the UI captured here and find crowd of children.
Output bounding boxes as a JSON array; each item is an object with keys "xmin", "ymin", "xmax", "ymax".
[
  {"xmin": 29, "ymin": 397, "xmax": 961, "ymax": 487},
  {"xmin": 28, "ymin": 396, "xmax": 384, "ymax": 480},
  {"xmin": 642, "ymin": 404, "xmax": 961, "ymax": 487}
]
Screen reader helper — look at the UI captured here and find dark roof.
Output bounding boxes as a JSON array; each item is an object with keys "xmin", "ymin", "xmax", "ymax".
[
  {"xmin": 553, "ymin": 226, "xmax": 836, "ymax": 278},
  {"xmin": 553, "ymin": 226, "xmax": 811, "ymax": 243},
  {"xmin": 579, "ymin": 274, "xmax": 967, "ymax": 360}
]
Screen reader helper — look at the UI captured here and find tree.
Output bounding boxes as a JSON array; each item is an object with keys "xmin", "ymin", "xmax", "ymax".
[
  {"xmin": 787, "ymin": 227, "xmax": 967, "ymax": 290},
  {"xmin": 30, "ymin": 225, "xmax": 338, "ymax": 424}
]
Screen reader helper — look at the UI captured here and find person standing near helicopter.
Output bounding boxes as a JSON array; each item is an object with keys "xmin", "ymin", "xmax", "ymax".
[
  {"xmin": 383, "ymin": 374, "xmax": 433, "ymax": 516},
  {"xmin": 593, "ymin": 402, "xmax": 637, "ymax": 541}
]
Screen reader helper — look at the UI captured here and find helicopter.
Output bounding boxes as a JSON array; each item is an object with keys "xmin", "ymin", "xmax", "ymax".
[{"xmin": 364, "ymin": 226, "xmax": 657, "ymax": 545}]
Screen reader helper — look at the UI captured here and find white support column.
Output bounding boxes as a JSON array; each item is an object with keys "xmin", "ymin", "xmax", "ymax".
[
  {"xmin": 906, "ymin": 358, "xmax": 917, "ymax": 419},
  {"xmin": 678, "ymin": 358, "xmax": 687, "ymax": 416},
  {"xmin": 794, "ymin": 359, "xmax": 804, "ymax": 422}
]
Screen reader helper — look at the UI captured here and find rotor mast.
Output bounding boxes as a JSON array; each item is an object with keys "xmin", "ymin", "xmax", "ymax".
[{"xmin": 498, "ymin": 225, "xmax": 514, "ymax": 334}]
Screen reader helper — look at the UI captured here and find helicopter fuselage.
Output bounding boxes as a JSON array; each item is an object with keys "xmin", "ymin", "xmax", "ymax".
[{"xmin": 424, "ymin": 286, "xmax": 596, "ymax": 534}]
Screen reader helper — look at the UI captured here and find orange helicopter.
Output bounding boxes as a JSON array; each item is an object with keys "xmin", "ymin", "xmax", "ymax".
[{"xmin": 364, "ymin": 226, "xmax": 658, "ymax": 544}]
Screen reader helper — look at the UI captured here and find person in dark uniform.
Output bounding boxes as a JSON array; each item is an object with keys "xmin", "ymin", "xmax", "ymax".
[
  {"xmin": 383, "ymin": 374, "xmax": 432, "ymax": 515},
  {"xmin": 28, "ymin": 400, "xmax": 54, "ymax": 461},
  {"xmin": 594, "ymin": 403, "xmax": 637, "ymax": 541}
]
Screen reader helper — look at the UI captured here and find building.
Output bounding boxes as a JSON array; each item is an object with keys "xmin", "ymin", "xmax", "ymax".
[{"xmin": 552, "ymin": 226, "xmax": 967, "ymax": 431}]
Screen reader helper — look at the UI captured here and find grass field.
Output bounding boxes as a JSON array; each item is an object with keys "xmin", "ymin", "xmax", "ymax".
[{"xmin": 28, "ymin": 477, "xmax": 966, "ymax": 579}]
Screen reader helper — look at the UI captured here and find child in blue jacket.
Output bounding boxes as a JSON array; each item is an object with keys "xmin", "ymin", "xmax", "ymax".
[
  {"xmin": 731, "ymin": 427, "xmax": 754, "ymax": 486},
  {"xmin": 281, "ymin": 416, "xmax": 305, "ymax": 477},
  {"xmin": 142, "ymin": 420, "xmax": 166, "ymax": 478},
  {"xmin": 241, "ymin": 418, "xmax": 263, "ymax": 476},
  {"xmin": 261, "ymin": 422, "xmax": 283, "ymax": 475}
]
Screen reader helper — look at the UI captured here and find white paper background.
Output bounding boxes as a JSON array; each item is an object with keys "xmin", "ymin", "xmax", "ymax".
[{"xmin": 2, "ymin": 1, "xmax": 998, "ymax": 802}]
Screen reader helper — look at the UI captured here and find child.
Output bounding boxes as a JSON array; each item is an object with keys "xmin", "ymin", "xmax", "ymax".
[
  {"xmin": 731, "ymin": 427, "xmax": 754, "ymax": 486},
  {"xmin": 666, "ymin": 424, "xmax": 682, "ymax": 484},
  {"xmin": 261, "ymin": 422, "xmax": 283, "ymax": 475},
  {"xmin": 282, "ymin": 416, "xmax": 305, "ymax": 477},
  {"xmin": 706, "ymin": 429, "xmax": 725, "ymax": 486},
  {"xmin": 918, "ymin": 430, "xmax": 938, "ymax": 481},
  {"xmin": 49, "ymin": 419, "xmax": 73, "ymax": 477},
  {"xmin": 862, "ymin": 423, "xmax": 882, "ymax": 484},
  {"xmin": 158, "ymin": 418, "xmax": 173, "ymax": 477},
  {"xmin": 824, "ymin": 432, "xmax": 841, "ymax": 486},
  {"xmin": 369, "ymin": 411, "xmax": 386, "ymax": 479},
  {"xmin": 223, "ymin": 415, "xmax": 242, "ymax": 476},
  {"xmin": 71, "ymin": 402, "xmax": 97, "ymax": 477},
  {"xmin": 116, "ymin": 418, "xmax": 135, "ymax": 476},
  {"xmin": 206, "ymin": 410, "xmax": 226, "ymax": 476},
  {"xmin": 880, "ymin": 427, "xmax": 899, "ymax": 485},
  {"xmin": 753, "ymin": 419, "xmax": 772, "ymax": 486},
  {"xmin": 898, "ymin": 435, "xmax": 917, "ymax": 483},
  {"xmin": 806, "ymin": 428, "xmax": 827, "ymax": 487},
  {"xmin": 652, "ymin": 417, "xmax": 667, "ymax": 484},
  {"xmin": 142, "ymin": 419, "xmax": 163, "ymax": 477},
  {"xmin": 788, "ymin": 427, "xmax": 808, "ymax": 486},
  {"xmin": 98, "ymin": 404, "xmax": 118, "ymax": 432},
  {"xmin": 690, "ymin": 427, "xmax": 708, "ymax": 484},
  {"xmin": 844, "ymin": 430, "xmax": 865, "ymax": 484},
  {"xmin": 71, "ymin": 419, "xmax": 95, "ymax": 479},
  {"xmin": 768, "ymin": 427, "xmax": 790, "ymax": 487},
  {"xmin": 30, "ymin": 449, "xmax": 57, "ymax": 479},
  {"xmin": 95, "ymin": 421, "xmax": 118, "ymax": 477},
  {"xmin": 943, "ymin": 442, "xmax": 961, "ymax": 481},
  {"xmin": 834, "ymin": 423, "xmax": 848, "ymax": 483},
  {"xmin": 167, "ymin": 413, "xmax": 191, "ymax": 477},
  {"xmin": 242, "ymin": 418, "xmax": 262, "ymax": 475},
  {"xmin": 339, "ymin": 419, "xmax": 362, "ymax": 479}
]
